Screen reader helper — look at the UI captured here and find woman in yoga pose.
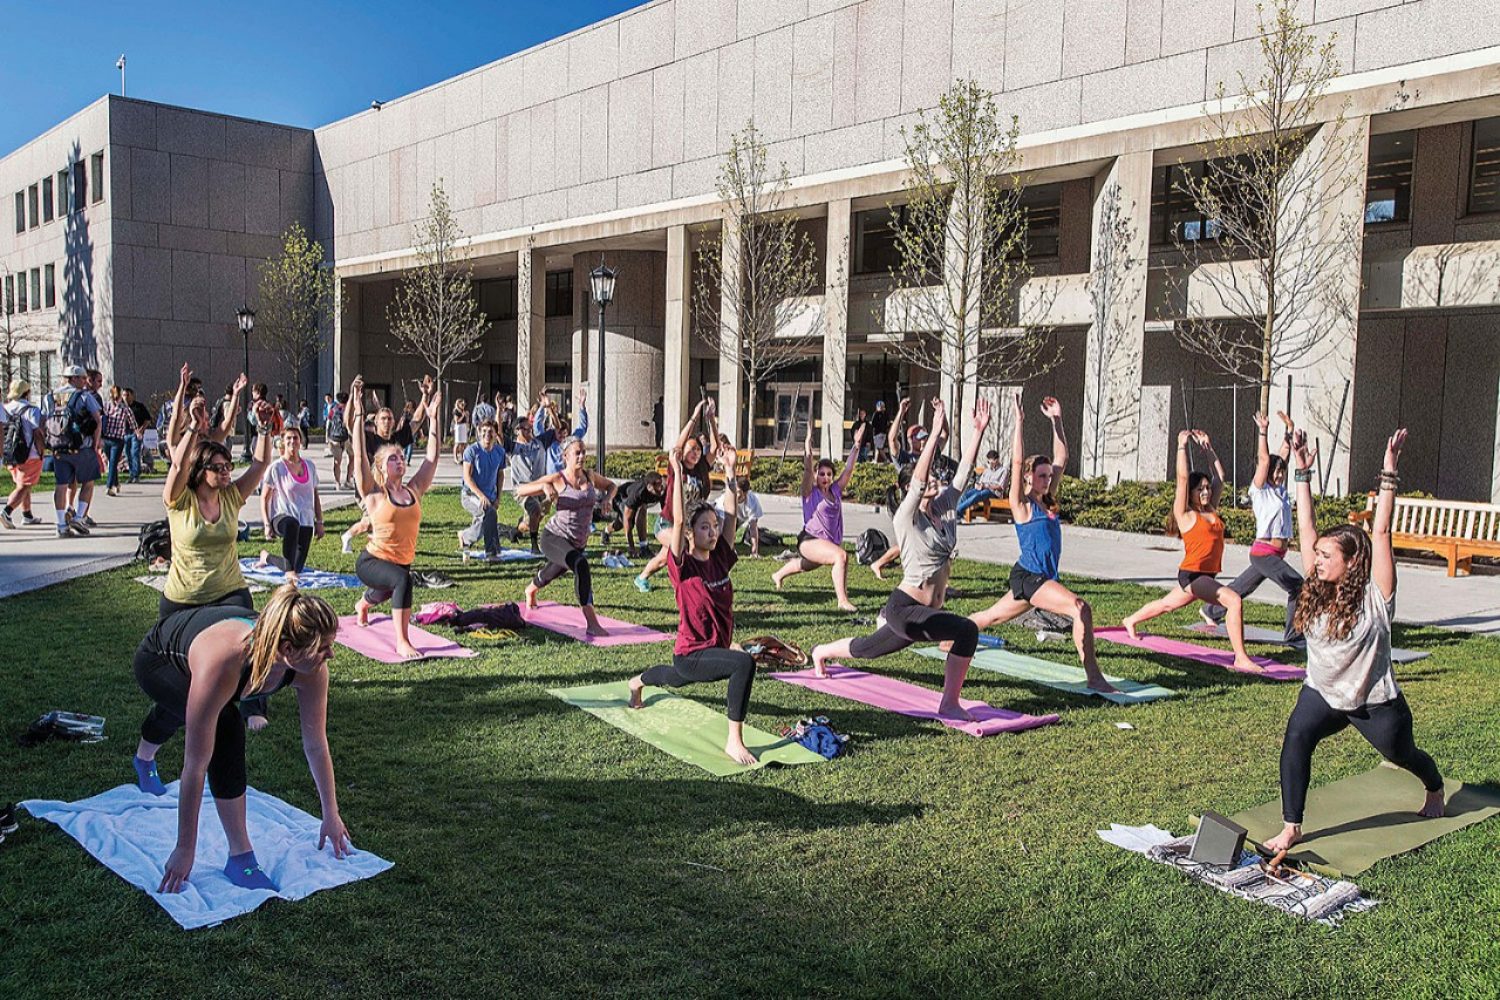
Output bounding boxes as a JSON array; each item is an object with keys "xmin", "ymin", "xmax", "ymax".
[
  {"xmin": 809, "ymin": 399, "xmax": 985, "ymax": 720},
  {"xmin": 260, "ymin": 424, "xmax": 326, "ymax": 586},
  {"xmin": 349, "ymin": 374, "xmax": 442, "ymax": 660},
  {"xmin": 1203, "ymin": 412, "xmax": 1302, "ymax": 643},
  {"xmin": 1121, "ymin": 428, "xmax": 1260, "ymax": 672},
  {"xmin": 958, "ymin": 394, "xmax": 1117, "ymax": 693},
  {"xmin": 1262, "ymin": 429, "xmax": 1444, "ymax": 854},
  {"xmin": 771, "ymin": 416, "xmax": 867, "ymax": 611},
  {"xmin": 634, "ymin": 398, "xmax": 717, "ymax": 592},
  {"xmin": 159, "ymin": 364, "xmax": 277, "ymax": 620},
  {"xmin": 517, "ymin": 438, "xmax": 617, "ymax": 637},
  {"xmin": 133, "ymin": 584, "xmax": 351, "ymax": 894},
  {"xmin": 870, "ymin": 396, "xmax": 912, "ymax": 581},
  {"xmin": 628, "ymin": 441, "xmax": 760, "ymax": 765}
]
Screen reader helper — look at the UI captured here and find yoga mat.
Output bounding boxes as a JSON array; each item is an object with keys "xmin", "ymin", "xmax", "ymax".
[
  {"xmin": 769, "ymin": 664, "xmax": 1059, "ymax": 737},
  {"xmin": 1094, "ymin": 628, "xmax": 1304, "ymax": 681},
  {"xmin": 522, "ymin": 601, "xmax": 672, "ymax": 646},
  {"xmin": 461, "ymin": 548, "xmax": 543, "ymax": 562},
  {"xmin": 1229, "ymin": 763, "xmax": 1500, "ymax": 877},
  {"xmin": 21, "ymin": 783, "xmax": 393, "ymax": 930},
  {"xmin": 548, "ymin": 680, "xmax": 827, "ymax": 777},
  {"xmin": 239, "ymin": 558, "xmax": 361, "ymax": 589},
  {"xmin": 1187, "ymin": 623, "xmax": 1430, "ymax": 664},
  {"xmin": 136, "ymin": 575, "xmax": 266, "ymax": 595},
  {"xmin": 913, "ymin": 646, "xmax": 1176, "ymax": 705},
  {"xmin": 334, "ymin": 614, "xmax": 478, "ymax": 663}
]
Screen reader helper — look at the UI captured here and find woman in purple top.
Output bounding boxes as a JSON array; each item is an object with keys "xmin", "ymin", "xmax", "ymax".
[
  {"xmin": 772, "ymin": 417, "xmax": 866, "ymax": 612},
  {"xmin": 517, "ymin": 438, "xmax": 617, "ymax": 636}
]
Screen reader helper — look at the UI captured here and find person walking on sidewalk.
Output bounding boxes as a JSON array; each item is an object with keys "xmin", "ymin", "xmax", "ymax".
[
  {"xmin": 123, "ymin": 387, "xmax": 152, "ymax": 483},
  {"xmin": 3, "ymin": 379, "xmax": 45, "ymax": 528},
  {"xmin": 102, "ymin": 384, "xmax": 139, "ymax": 497},
  {"xmin": 42, "ymin": 365, "xmax": 103, "ymax": 538}
]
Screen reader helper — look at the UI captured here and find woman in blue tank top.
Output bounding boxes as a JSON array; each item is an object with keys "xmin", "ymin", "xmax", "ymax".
[{"xmin": 962, "ymin": 394, "xmax": 1118, "ymax": 694}]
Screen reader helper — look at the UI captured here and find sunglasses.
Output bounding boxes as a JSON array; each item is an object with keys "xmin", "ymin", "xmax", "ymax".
[{"xmin": 205, "ymin": 462, "xmax": 234, "ymax": 474}]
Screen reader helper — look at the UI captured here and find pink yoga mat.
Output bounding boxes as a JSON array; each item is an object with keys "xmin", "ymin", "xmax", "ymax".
[
  {"xmin": 769, "ymin": 664, "xmax": 1060, "ymax": 737},
  {"xmin": 520, "ymin": 601, "xmax": 673, "ymax": 646},
  {"xmin": 335, "ymin": 615, "xmax": 479, "ymax": 663},
  {"xmin": 1094, "ymin": 627, "xmax": 1304, "ymax": 681}
]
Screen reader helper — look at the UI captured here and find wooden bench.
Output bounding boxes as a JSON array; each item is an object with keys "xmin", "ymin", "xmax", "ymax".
[
  {"xmin": 963, "ymin": 496, "xmax": 1013, "ymax": 523},
  {"xmin": 1348, "ymin": 493, "xmax": 1500, "ymax": 576},
  {"xmin": 654, "ymin": 448, "xmax": 755, "ymax": 490}
]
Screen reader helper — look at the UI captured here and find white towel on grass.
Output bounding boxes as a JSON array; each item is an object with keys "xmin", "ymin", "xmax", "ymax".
[{"xmin": 22, "ymin": 782, "xmax": 393, "ymax": 930}]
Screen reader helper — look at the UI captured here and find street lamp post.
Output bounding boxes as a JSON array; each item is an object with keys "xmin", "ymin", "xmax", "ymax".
[
  {"xmin": 588, "ymin": 263, "xmax": 616, "ymax": 477},
  {"xmin": 237, "ymin": 306, "xmax": 255, "ymax": 461}
]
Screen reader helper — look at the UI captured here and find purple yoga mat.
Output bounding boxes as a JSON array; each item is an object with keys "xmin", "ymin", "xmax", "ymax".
[
  {"xmin": 520, "ymin": 601, "xmax": 673, "ymax": 646},
  {"xmin": 1094, "ymin": 627, "xmax": 1304, "ymax": 681},
  {"xmin": 769, "ymin": 664, "xmax": 1060, "ymax": 737},
  {"xmin": 334, "ymin": 615, "xmax": 478, "ymax": 663}
]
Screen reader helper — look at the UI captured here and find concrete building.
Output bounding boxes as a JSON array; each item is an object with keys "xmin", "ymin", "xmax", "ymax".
[{"xmin": 3, "ymin": 0, "xmax": 1500, "ymax": 499}]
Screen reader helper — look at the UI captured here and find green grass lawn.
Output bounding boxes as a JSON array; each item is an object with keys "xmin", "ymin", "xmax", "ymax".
[{"xmin": 2, "ymin": 490, "xmax": 1498, "ymax": 997}]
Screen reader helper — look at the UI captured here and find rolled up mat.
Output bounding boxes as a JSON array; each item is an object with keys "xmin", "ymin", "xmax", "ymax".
[
  {"xmin": 522, "ymin": 600, "xmax": 672, "ymax": 646},
  {"xmin": 1187, "ymin": 622, "xmax": 1430, "ymax": 664},
  {"xmin": 914, "ymin": 646, "xmax": 1176, "ymax": 705},
  {"xmin": 769, "ymin": 664, "xmax": 1059, "ymax": 737},
  {"xmin": 334, "ymin": 614, "xmax": 478, "ymax": 663},
  {"xmin": 547, "ymin": 680, "xmax": 827, "ymax": 776},
  {"xmin": 1229, "ymin": 763, "xmax": 1500, "ymax": 877},
  {"xmin": 1094, "ymin": 627, "xmax": 1303, "ymax": 681}
]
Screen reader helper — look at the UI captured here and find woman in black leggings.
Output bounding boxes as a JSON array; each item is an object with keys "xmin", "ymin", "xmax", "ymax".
[
  {"xmin": 261, "ymin": 425, "xmax": 325, "ymax": 582},
  {"xmin": 132, "ymin": 585, "xmax": 352, "ymax": 894},
  {"xmin": 628, "ymin": 441, "xmax": 759, "ymax": 765},
  {"xmin": 810, "ymin": 398, "xmax": 989, "ymax": 721},
  {"xmin": 1262, "ymin": 426, "xmax": 1444, "ymax": 855},
  {"xmin": 517, "ymin": 438, "xmax": 616, "ymax": 637}
]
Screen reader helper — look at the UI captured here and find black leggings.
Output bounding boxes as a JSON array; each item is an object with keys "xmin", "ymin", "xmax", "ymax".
[
  {"xmin": 134, "ymin": 645, "xmax": 247, "ymax": 800},
  {"xmin": 274, "ymin": 515, "xmax": 315, "ymax": 574},
  {"xmin": 641, "ymin": 648, "xmax": 756, "ymax": 722},
  {"xmin": 156, "ymin": 587, "xmax": 254, "ymax": 622},
  {"xmin": 534, "ymin": 531, "xmax": 593, "ymax": 607},
  {"xmin": 1279, "ymin": 685, "xmax": 1443, "ymax": 824},
  {"xmin": 849, "ymin": 589, "xmax": 979, "ymax": 660},
  {"xmin": 357, "ymin": 550, "xmax": 413, "ymax": 610}
]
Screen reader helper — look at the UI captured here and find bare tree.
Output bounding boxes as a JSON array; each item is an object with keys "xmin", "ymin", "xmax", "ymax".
[
  {"xmin": 0, "ymin": 265, "xmax": 39, "ymax": 388},
  {"xmin": 257, "ymin": 222, "xmax": 337, "ymax": 404},
  {"xmin": 1083, "ymin": 182, "xmax": 1142, "ymax": 478},
  {"xmin": 388, "ymin": 181, "xmax": 488, "ymax": 392},
  {"xmin": 884, "ymin": 78, "xmax": 1055, "ymax": 454},
  {"xmin": 1168, "ymin": 0, "xmax": 1362, "ymax": 414},
  {"xmin": 693, "ymin": 122, "xmax": 823, "ymax": 446}
]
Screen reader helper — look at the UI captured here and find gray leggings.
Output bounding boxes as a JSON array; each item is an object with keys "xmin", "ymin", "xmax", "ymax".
[{"xmin": 1208, "ymin": 549, "xmax": 1303, "ymax": 640}]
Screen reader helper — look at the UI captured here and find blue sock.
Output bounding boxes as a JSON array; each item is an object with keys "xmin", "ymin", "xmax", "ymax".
[
  {"xmin": 133, "ymin": 756, "xmax": 167, "ymax": 796},
  {"xmin": 224, "ymin": 851, "xmax": 278, "ymax": 891}
]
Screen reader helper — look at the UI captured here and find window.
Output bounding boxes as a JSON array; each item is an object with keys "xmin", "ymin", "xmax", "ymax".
[
  {"xmin": 90, "ymin": 151, "xmax": 104, "ymax": 203},
  {"xmin": 1005, "ymin": 183, "xmax": 1062, "ymax": 260},
  {"xmin": 17, "ymin": 274, "xmax": 26, "ymax": 312},
  {"xmin": 44, "ymin": 264, "xmax": 55, "ymax": 307},
  {"xmin": 14, "ymin": 192, "xmax": 23, "ymax": 234},
  {"xmin": 72, "ymin": 160, "xmax": 86, "ymax": 211},
  {"xmin": 18, "ymin": 352, "xmax": 30, "ymax": 383},
  {"xmin": 27, "ymin": 184, "xmax": 39, "ymax": 229},
  {"xmin": 42, "ymin": 176, "xmax": 53, "ymax": 223},
  {"xmin": 478, "ymin": 277, "xmax": 517, "ymax": 322},
  {"xmin": 1469, "ymin": 116, "xmax": 1500, "ymax": 215},
  {"xmin": 544, "ymin": 270, "xmax": 572, "ymax": 318},
  {"xmin": 543, "ymin": 363, "xmax": 571, "ymax": 386},
  {"xmin": 30, "ymin": 269, "xmax": 40, "ymax": 310},
  {"xmin": 3, "ymin": 275, "xmax": 12, "ymax": 313},
  {"xmin": 38, "ymin": 351, "xmax": 51, "ymax": 387},
  {"xmin": 56, "ymin": 169, "xmax": 69, "ymax": 217},
  {"xmin": 1150, "ymin": 159, "xmax": 1253, "ymax": 246},
  {"xmin": 1365, "ymin": 131, "xmax": 1414, "ymax": 225},
  {"xmin": 854, "ymin": 208, "xmax": 900, "ymax": 275}
]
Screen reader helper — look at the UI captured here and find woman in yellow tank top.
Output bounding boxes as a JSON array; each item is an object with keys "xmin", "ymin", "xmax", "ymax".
[
  {"xmin": 349, "ymin": 374, "xmax": 442, "ymax": 660},
  {"xmin": 1122, "ymin": 428, "xmax": 1260, "ymax": 672}
]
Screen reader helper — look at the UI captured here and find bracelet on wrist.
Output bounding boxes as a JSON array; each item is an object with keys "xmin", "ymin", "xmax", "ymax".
[{"xmin": 1294, "ymin": 470, "xmax": 1313, "ymax": 483}]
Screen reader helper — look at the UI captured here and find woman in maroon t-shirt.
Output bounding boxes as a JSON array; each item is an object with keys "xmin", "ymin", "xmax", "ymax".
[{"xmin": 628, "ymin": 442, "xmax": 760, "ymax": 765}]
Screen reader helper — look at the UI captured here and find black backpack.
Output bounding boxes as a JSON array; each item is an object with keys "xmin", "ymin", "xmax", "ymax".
[
  {"xmin": 136, "ymin": 519, "xmax": 172, "ymax": 562},
  {"xmin": 855, "ymin": 528, "xmax": 890, "ymax": 565},
  {"xmin": 3, "ymin": 413, "xmax": 29, "ymax": 466}
]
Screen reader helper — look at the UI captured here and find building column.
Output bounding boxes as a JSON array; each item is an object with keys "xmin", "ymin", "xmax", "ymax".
[
  {"xmin": 516, "ymin": 244, "xmax": 546, "ymax": 414},
  {"xmin": 1081, "ymin": 151, "xmax": 1152, "ymax": 481},
  {"xmin": 718, "ymin": 223, "xmax": 743, "ymax": 444},
  {"xmin": 332, "ymin": 275, "xmax": 360, "ymax": 393},
  {"xmin": 822, "ymin": 199, "xmax": 851, "ymax": 460},
  {"xmin": 663, "ymin": 224, "xmax": 692, "ymax": 445}
]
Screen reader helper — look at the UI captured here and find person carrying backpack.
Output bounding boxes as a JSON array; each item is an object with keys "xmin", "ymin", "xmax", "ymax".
[
  {"xmin": 42, "ymin": 365, "xmax": 103, "ymax": 538},
  {"xmin": 3, "ymin": 379, "xmax": 45, "ymax": 528},
  {"xmin": 325, "ymin": 391, "xmax": 351, "ymax": 490}
]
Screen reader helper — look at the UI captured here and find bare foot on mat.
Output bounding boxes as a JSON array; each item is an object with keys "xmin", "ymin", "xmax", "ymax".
[
  {"xmin": 1262, "ymin": 823, "xmax": 1301, "ymax": 855},
  {"xmin": 1419, "ymin": 789, "xmax": 1446, "ymax": 818},
  {"xmin": 627, "ymin": 675, "xmax": 645, "ymax": 709},
  {"xmin": 935, "ymin": 700, "xmax": 976, "ymax": 723},
  {"xmin": 724, "ymin": 739, "xmax": 759, "ymax": 766}
]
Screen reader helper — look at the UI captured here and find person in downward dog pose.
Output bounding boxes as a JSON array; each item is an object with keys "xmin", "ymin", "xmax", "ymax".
[
  {"xmin": 628, "ymin": 441, "xmax": 760, "ymax": 765},
  {"xmin": 517, "ymin": 438, "xmax": 617, "ymax": 636},
  {"xmin": 1121, "ymin": 429, "xmax": 1259, "ymax": 672},
  {"xmin": 635, "ymin": 398, "xmax": 717, "ymax": 592},
  {"xmin": 133, "ymin": 585, "xmax": 352, "ymax": 893},
  {"xmin": 349, "ymin": 375, "xmax": 442, "ymax": 660},
  {"xmin": 1203, "ymin": 411, "xmax": 1303, "ymax": 643},
  {"xmin": 771, "ymin": 416, "xmax": 867, "ymax": 611},
  {"xmin": 1262, "ymin": 429, "xmax": 1444, "ymax": 854},
  {"xmin": 957, "ymin": 395, "xmax": 1117, "ymax": 693},
  {"xmin": 808, "ymin": 399, "xmax": 986, "ymax": 721}
]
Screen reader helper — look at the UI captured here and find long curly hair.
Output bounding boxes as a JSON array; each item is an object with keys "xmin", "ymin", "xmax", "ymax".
[{"xmin": 1292, "ymin": 524, "xmax": 1373, "ymax": 643}]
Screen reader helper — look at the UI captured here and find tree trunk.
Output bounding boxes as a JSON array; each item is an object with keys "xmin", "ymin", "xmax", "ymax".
[{"xmin": 745, "ymin": 377, "xmax": 758, "ymax": 455}]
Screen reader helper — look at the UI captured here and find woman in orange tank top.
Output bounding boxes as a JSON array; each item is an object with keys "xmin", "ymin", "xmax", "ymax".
[
  {"xmin": 1122, "ymin": 429, "xmax": 1260, "ymax": 672},
  {"xmin": 349, "ymin": 374, "xmax": 442, "ymax": 660}
]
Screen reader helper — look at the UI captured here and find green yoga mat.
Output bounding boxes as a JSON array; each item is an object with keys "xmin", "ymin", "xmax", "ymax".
[
  {"xmin": 914, "ymin": 646, "xmax": 1176, "ymax": 705},
  {"xmin": 1231, "ymin": 763, "xmax": 1500, "ymax": 877},
  {"xmin": 548, "ymin": 681, "xmax": 828, "ymax": 777}
]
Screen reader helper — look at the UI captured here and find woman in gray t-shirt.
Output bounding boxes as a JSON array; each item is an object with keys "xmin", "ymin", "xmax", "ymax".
[{"xmin": 1262, "ymin": 427, "xmax": 1444, "ymax": 857}]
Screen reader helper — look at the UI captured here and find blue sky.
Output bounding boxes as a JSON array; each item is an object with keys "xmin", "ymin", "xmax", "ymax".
[{"xmin": 0, "ymin": 0, "xmax": 648, "ymax": 153}]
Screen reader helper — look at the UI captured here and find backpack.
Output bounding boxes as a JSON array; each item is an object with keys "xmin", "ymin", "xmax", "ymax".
[
  {"xmin": 855, "ymin": 528, "xmax": 890, "ymax": 566},
  {"xmin": 327, "ymin": 403, "xmax": 349, "ymax": 441},
  {"xmin": 4, "ymin": 411, "xmax": 30, "ymax": 466},
  {"xmin": 136, "ymin": 519, "xmax": 172, "ymax": 562},
  {"xmin": 43, "ymin": 390, "xmax": 93, "ymax": 453}
]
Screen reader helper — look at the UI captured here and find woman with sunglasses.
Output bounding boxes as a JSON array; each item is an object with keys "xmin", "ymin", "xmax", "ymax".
[{"xmin": 158, "ymin": 363, "xmax": 278, "ymax": 621}]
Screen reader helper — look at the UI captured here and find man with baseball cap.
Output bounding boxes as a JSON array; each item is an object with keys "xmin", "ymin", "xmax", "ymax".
[{"xmin": 42, "ymin": 365, "xmax": 103, "ymax": 537}]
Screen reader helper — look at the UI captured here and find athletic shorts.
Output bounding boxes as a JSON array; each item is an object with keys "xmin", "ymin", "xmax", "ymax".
[
  {"xmin": 1009, "ymin": 564, "xmax": 1053, "ymax": 602},
  {"xmin": 52, "ymin": 450, "xmax": 100, "ymax": 485},
  {"xmin": 1178, "ymin": 570, "xmax": 1216, "ymax": 590},
  {"xmin": 6, "ymin": 457, "xmax": 42, "ymax": 486}
]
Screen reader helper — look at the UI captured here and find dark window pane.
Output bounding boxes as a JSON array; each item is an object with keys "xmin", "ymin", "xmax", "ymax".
[
  {"xmin": 44, "ymin": 264, "xmax": 55, "ymax": 307},
  {"xmin": 1365, "ymin": 130, "xmax": 1414, "ymax": 225},
  {"xmin": 854, "ymin": 208, "xmax": 900, "ymax": 275},
  {"xmin": 4, "ymin": 275, "xmax": 12, "ymax": 314},
  {"xmin": 14, "ymin": 192, "xmax": 23, "ymax": 234},
  {"xmin": 42, "ymin": 177, "xmax": 54, "ymax": 223},
  {"xmin": 1469, "ymin": 116, "xmax": 1500, "ymax": 215},
  {"xmin": 72, "ymin": 161, "xmax": 86, "ymax": 211},
  {"xmin": 27, "ymin": 184, "xmax": 38, "ymax": 229},
  {"xmin": 17, "ymin": 275, "xmax": 26, "ymax": 312},
  {"xmin": 30, "ymin": 269, "xmax": 40, "ymax": 309},
  {"xmin": 56, "ymin": 170, "xmax": 69, "ymax": 216},
  {"xmin": 90, "ymin": 151, "xmax": 104, "ymax": 203},
  {"xmin": 544, "ymin": 270, "xmax": 572, "ymax": 318}
]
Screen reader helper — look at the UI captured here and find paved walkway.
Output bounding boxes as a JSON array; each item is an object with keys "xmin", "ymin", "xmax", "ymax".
[{"xmin": 6, "ymin": 466, "xmax": 1500, "ymax": 636}]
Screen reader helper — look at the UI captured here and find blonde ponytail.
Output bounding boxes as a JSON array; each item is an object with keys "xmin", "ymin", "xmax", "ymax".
[{"xmin": 244, "ymin": 585, "xmax": 338, "ymax": 694}]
